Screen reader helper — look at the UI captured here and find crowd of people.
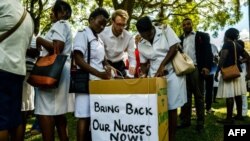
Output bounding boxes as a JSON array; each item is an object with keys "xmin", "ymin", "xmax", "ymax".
[{"xmin": 0, "ymin": 0, "xmax": 249, "ymax": 141}]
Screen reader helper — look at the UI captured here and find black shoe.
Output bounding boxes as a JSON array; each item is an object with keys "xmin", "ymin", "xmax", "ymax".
[
  {"xmin": 177, "ymin": 123, "xmax": 191, "ymax": 129},
  {"xmin": 233, "ymin": 115, "xmax": 244, "ymax": 121},
  {"xmin": 217, "ymin": 119, "xmax": 234, "ymax": 124}
]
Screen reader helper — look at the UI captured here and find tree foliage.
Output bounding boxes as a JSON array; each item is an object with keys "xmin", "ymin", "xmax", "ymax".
[{"xmin": 22, "ymin": 0, "xmax": 248, "ymax": 36}]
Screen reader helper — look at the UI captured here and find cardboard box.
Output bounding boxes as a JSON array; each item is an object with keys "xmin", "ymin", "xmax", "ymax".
[{"xmin": 89, "ymin": 77, "xmax": 168, "ymax": 141}]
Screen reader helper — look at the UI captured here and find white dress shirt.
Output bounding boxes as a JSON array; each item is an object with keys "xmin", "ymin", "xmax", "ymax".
[
  {"xmin": 99, "ymin": 26, "xmax": 136, "ymax": 67},
  {"xmin": 182, "ymin": 32, "xmax": 197, "ymax": 65}
]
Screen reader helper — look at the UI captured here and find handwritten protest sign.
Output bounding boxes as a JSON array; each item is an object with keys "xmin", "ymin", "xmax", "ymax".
[{"xmin": 89, "ymin": 78, "xmax": 168, "ymax": 141}]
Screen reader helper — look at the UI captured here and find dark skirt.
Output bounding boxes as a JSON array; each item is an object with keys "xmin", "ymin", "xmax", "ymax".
[{"xmin": 0, "ymin": 71, "xmax": 24, "ymax": 130}]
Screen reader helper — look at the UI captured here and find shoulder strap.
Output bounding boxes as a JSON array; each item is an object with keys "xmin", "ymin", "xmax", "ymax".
[
  {"xmin": 232, "ymin": 41, "xmax": 237, "ymax": 64},
  {"xmin": 87, "ymin": 41, "xmax": 91, "ymax": 64},
  {"xmin": 71, "ymin": 40, "xmax": 91, "ymax": 70},
  {"xmin": 0, "ymin": 9, "xmax": 27, "ymax": 43}
]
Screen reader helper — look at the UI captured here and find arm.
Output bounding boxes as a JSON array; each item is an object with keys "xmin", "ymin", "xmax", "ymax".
[
  {"xmin": 36, "ymin": 37, "xmax": 52, "ymax": 53},
  {"xmin": 73, "ymin": 31, "xmax": 110, "ymax": 79},
  {"xmin": 27, "ymin": 36, "xmax": 40, "ymax": 58},
  {"xmin": 26, "ymin": 48, "xmax": 40, "ymax": 58},
  {"xmin": 138, "ymin": 44, "xmax": 149, "ymax": 77},
  {"xmin": 242, "ymin": 49, "xmax": 250, "ymax": 79},
  {"xmin": 37, "ymin": 37, "xmax": 65, "ymax": 54},
  {"xmin": 140, "ymin": 62, "xmax": 149, "ymax": 77},
  {"xmin": 102, "ymin": 58, "xmax": 114, "ymax": 76},
  {"xmin": 215, "ymin": 49, "xmax": 228, "ymax": 81},
  {"xmin": 36, "ymin": 22, "xmax": 66, "ymax": 54},
  {"xmin": 74, "ymin": 50, "xmax": 111, "ymax": 79},
  {"xmin": 214, "ymin": 67, "xmax": 220, "ymax": 82},
  {"xmin": 102, "ymin": 58, "xmax": 110, "ymax": 67},
  {"xmin": 202, "ymin": 33, "xmax": 213, "ymax": 75},
  {"xmin": 154, "ymin": 43, "xmax": 179, "ymax": 77},
  {"xmin": 127, "ymin": 36, "xmax": 136, "ymax": 75},
  {"xmin": 218, "ymin": 49, "xmax": 229, "ymax": 68}
]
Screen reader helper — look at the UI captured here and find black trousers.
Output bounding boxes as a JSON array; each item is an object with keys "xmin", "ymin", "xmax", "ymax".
[
  {"xmin": 180, "ymin": 68, "xmax": 205, "ymax": 126},
  {"xmin": 107, "ymin": 60, "xmax": 126, "ymax": 77},
  {"xmin": 205, "ymin": 74, "xmax": 214, "ymax": 111}
]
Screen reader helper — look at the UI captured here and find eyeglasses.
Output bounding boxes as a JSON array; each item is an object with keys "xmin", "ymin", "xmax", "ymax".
[{"xmin": 114, "ymin": 22, "xmax": 127, "ymax": 28}]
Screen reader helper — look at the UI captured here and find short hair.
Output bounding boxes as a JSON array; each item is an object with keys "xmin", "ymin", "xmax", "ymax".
[
  {"xmin": 88, "ymin": 7, "xmax": 109, "ymax": 22},
  {"xmin": 136, "ymin": 16, "xmax": 153, "ymax": 33},
  {"xmin": 225, "ymin": 28, "xmax": 239, "ymax": 40},
  {"xmin": 53, "ymin": 0, "xmax": 72, "ymax": 20},
  {"xmin": 182, "ymin": 17, "xmax": 192, "ymax": 23},
  {"xmin": 111, "ymin": 9, "xmax": 129, "ymax": 21}
]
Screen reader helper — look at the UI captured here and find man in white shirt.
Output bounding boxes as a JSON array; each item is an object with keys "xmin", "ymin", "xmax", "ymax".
[
  {"xmin": 179, "ymin": 18, "xmax": 213, "ymax": 132},
  {"xmin": 99, "ymin": 9, "xmax": 136, "ymax": 77},
  {"xmin": 0, "ymin": 0, "xmax": 34, "ymax": 140}
]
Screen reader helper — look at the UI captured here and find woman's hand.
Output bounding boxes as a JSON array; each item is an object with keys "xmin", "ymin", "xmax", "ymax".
[
  {"xmin": 97, "ymin": 70, "xmax": 111, "ymax": 80},
  {"xmin": 201, "ymin": 68, "xmax": 210, "ymax": 76},
  {"xmin": 155, "ymin": 65, "xmax": 167, "ymax": 77},
  {"xmin": 128, "ymin": 66, "xmax": 136, "ymax": 75},
  {"xmin": 36, "ymin": 36, "xmax": 57, "ymax": 54}
]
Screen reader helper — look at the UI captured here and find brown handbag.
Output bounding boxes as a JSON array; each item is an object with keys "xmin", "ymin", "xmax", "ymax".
[
  {"xmin": 221, "ymin": 42, "xmax": 240, "ymax": 81},
  {"xmin": 27, "ymin": 47, "xmax": 67, "ymax": 88}
]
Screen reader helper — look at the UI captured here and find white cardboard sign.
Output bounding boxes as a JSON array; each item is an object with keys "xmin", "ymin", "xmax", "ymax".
[{"xmin": 90, "ymin": 94, "xmax": 158, "ymax": 141}]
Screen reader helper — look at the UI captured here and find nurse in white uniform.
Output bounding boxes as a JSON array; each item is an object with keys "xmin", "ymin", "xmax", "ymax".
[
  {"xmin": 136, "ymin": 16, "xmax": 187, "ymax": 141},
  {"xmin": 73, "ymin": 8, "xmax": 111, "ymax": 141},
  {"xmin": 34, "ymin": 1, "xmax": 73, "ymax": 140}
]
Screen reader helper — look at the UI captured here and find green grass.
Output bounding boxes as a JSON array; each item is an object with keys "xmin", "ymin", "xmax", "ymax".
[
  {"xmin": 176, "ymin": 98, "xmax": 250, "ymax": 141},
  {"xmin": 25, "ymin": 98, "xmax": 250, "ymax": 141},
  {"xmin": 24, "ymin": 113, "xmax": 77, "ymax": 141}
]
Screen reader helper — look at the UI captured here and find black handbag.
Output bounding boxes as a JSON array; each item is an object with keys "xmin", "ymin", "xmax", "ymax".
[
  {"xmin": 27, "ymin": 47, "xmax": 67, "ymax": 88},
  {"xmin": 69, "ymin": 42, "xmax": 90, "ymax": 93}
]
